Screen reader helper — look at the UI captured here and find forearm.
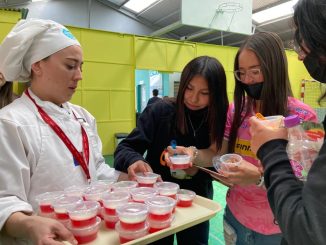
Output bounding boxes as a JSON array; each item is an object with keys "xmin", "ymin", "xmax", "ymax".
[
  {"xmin": 4, "ymin": 212, "xmax": 31, "ymax": 240},
  {"xmin": 193, "ymin": 148, "xmax": 217, "ymax": 167}
]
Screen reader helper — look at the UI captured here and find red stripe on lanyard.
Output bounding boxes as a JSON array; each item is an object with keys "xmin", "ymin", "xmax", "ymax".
[{"xmin": 25, "ymin": 90, "xmax": 90, "ymax": 181}]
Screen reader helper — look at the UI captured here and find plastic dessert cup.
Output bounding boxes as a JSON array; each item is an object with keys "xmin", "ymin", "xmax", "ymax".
[
  {"xmin": 154, "ymin": 182, "xmax": 180, "ymax": 199},
  {"xmin": 145, "ymin": 196, "xmax": 176, "ymax": 222},
  {"xmin": 35, "ymin": 191, "xmax": 64, "ymax": 214},
  {"xmin": 67, "ymin": 200, "xmax": 99, "ymax": 228},
  {"xmin": 68, "ymin": 216, "xmax": 101, "ymax": 244},
  {"xmin": 176, "ymin": 189, "xmax": 196, "ymax": 207},
  {"xmin": 148, "ymin": 215, "xmax": 174, "ymax": 233},
  {"xmin": 83, "ymin": 185, "xmax": 109, "ymax": 204},
  {"xmin": 101, "ymin": 191, "xmax": 130, "ymax": 215},
  {"xmin": 102, "ymin": 212, "xmax": 119, "ymax": 229},
  {"xmin": 214, "ymin": 153, "xmax": 243, "ymax": 172},
  {"xmin": 115, "ymin": 221, "xmax": 149, "ymax": 244},
  {"xmin": 130, "ymin": 187, "xmax": 158, "ymax": 203},
  {"xmin": 90, "ymin": 179, "xmax": 115, "ymax": 191},
  {"xmin": 64, "ymin": 185, "xmax": 87, "ymax": 198},
  {"xmin": 111, "ymin": 181, "xmax": 138, "ymax": 192},
  {"xmin": 52, "ymin": 196, "xmax": 82, "ymax": 220},
  {"xmin": 116, "ymin": 203, "xmax": 148, "ymax": 230},
  {"xmin": 169, "ymin": 154, "xmax": 191, "ymax": 170},
  {"xmin": 135, "ymin": 172, "xmax": 160, "ymax": 187}
]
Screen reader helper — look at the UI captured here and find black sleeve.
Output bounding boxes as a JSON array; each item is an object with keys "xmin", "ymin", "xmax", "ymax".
[
  {"xmin": 114, "ymin": 103, "xmax": 161, "ymax": 172},
  {"xmin": 257, "ymin": 139, "xmax": 326, "ymax": 245}
]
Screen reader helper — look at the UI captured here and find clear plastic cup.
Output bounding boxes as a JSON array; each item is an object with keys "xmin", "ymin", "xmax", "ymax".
[
  {"xmin": 116, "ymin": 203, "xmax": 148, "ymax": 230},
  {"xmin": 64, "ymin": 185, "xmax": 88, "ymax": 198},
  {"xmin": 148, "ymin": 214, "xmax": 174, "ymax": 233},
  {"xmin": 154, "ymin": 182, "xmax": 180, "ymax": 199},
  {"xmin": 91, "ymin": 179, "xmax": 115, "ymax": 191},
  {"xmin": 135, "ymin": 172, "xmax": 160, "ymax": 187},
  {"xmin": 83, "ymin": 185, "xmax": 109, "ymax": 204},
  {"xmin": 115, "ymin": 221, "xmax": 149, "ymax": 244},
  {"xmin": 67, "ymin": 201, "xmax": 99, "ymax": 228},
  {"xmin": 101, "ymin": 191, "xmax": 130, "ymax": 215},
  {"xmin": 214, "ymin": 153, "xmax": 243, "ymax": 172},
  {"xmin": 111, "ymin": 181, "xmax": 138, "ymax": 192},
  {"xmin": 52, "ymin": 196, "xmax": 82, "ymax": 220},
  {"xmin": 169, "ymin": 154, "xmax": 191, "ymax": 170},
  {"xmin": 176, "ymin": 189, "xmax": 196, "ymax": 207},
  {"xmin": 130, "ymin": 187, "xmax": 158, "ymax": 203},
  {"xmin": 35, "ymin": 191, "xmax": 65, "ymax": 214},
  {"xmin": 145, "ymin": 196, "xmax": 176, "ymax": 222},
  {"xmin": 68, "ymin": 216, "xmax": 101, "ymax": 244},
  {"xmin": 257, "ymin": 115, "xmax": 283, "ymax": 129},
  {"xmin": 102, "ymin": 212, "xmax": 119, "ymax": 229}
]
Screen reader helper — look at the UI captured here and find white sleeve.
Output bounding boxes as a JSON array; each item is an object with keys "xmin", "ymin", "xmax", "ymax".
[{"xmin": 0, "ymin": 119, "xmax": 34, "ymax": 229}]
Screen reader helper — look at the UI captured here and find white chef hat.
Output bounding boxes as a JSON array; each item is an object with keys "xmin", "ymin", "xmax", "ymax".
[{"xmin": 0, "ymin": 18, "xmax": 80, "ymax": 82}]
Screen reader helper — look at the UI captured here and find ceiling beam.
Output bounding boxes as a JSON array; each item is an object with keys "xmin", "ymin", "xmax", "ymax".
[{"xmin": 150, "ymin": 20, "xmax": 182, "ymax": 37}]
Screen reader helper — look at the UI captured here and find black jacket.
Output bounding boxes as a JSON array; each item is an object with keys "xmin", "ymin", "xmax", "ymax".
[
  {"xmin": 114, "ymin": 100, "xmax": 213, "ymax": 198},
  {"xmin": 257, "ymin": 116, "xmax": 326, "ymax": 245}
]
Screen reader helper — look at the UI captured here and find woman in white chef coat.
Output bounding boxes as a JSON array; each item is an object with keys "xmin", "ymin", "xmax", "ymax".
[{"xmin": 0, "ymin": 18, "xmax": 127, "ymax": 245}]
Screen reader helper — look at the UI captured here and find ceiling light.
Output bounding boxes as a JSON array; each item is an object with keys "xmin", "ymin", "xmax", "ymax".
[
  {"xmin": 123, "ymin": 0, "xmax": 159, "ymax": 13},
  {"xmin": 252, "ymin": 0, "xmax": 299, "ymax": 24}
]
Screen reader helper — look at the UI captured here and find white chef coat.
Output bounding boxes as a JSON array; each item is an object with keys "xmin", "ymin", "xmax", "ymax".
[{"xmin": 0, "ymin": 89, "xmax": 119, "ymax": 244}]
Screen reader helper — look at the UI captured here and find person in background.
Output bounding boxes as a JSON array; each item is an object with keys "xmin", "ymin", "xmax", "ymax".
[
  {"xmin": 213, "ymin": 32, "xmax": 317, "ymax": 245},
  {"xmin": 147, "ymin": 88, "xmax": 162, "ymax": 106},
  {"xmin": 114, "ymin": 56, "xmax": 229, "ymax": 245},
  {"xmin": 0, "ymin": 19, "xmax": 127, "ymax": 245},
  {"xmin": 249, "ymin": 1, "xmax": 326, "ymax": 244},
  {"xmin": 0, "ymin": 73, "xmax": 18, "ymax": 109}
]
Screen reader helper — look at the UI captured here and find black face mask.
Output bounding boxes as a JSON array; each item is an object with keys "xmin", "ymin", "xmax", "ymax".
[
  {"xmin": 241, "ymin": 82, "xmax": 264, "ymax": 100},
  {"xmin": 303, "ymin": 53, "xmax": 326, "ymax": 83}
]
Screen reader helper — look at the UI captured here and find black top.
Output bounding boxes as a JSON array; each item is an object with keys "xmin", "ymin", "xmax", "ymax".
[
  {"xmin": 147, "ymin": 96, "xmax": 162, "ymax": 106},
  {"xmin": 114, "ymin": 100, "xmax": 213, "ymax": 199},
  {"xmin": 257, "ymin": 115, "xmax": 326, "ymax": 245}
]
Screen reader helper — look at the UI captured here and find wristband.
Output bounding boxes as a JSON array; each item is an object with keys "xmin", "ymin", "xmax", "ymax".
[
  {"xmin": 256, "ymin": 175, "xmax": 264, "ymax": 187},
  {"xmin": 188, "ymin": 146, "xmax": 198, "ymax": 160}
]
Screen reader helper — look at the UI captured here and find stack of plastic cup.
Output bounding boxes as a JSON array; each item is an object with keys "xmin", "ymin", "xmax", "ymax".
[
  {"xmin": 111, "ymin": 181, "xmax": 138, "ymax": 192},
  {"xmin": 67, "ymin": 216, "xmax": 101, "ymax": 244},
  {"xmin": 135, "ymin": 172, "xmax": 160, "ymax": 187},
  {"xmin": 154, "ymin": 182, "xmax": 179, "ymax": 199},
  {"xmin": 145, "ymin": 196, "xmax": 175, "ymax": 233},
  {"xmin": 130, "ymin": 187, "xmax": 158, "ymax": 203},
  {"xmin": 67, "ymin": 200, "xmax": 100, "ymax": 228},
  {"xmin": 83, "ymin": 185, "xmax": 109, "ymax": 205},
  {"xmin": 115, "ymin": 221, "xmax": 149, "ymax": 244},
  {"xmin": 116, "ymin": 203, "xmax": 148, "ymax": 230},
  {"xmin": 91, "ymin": 179, "xmax": 115, "ymax": 191},
  {"xmin": 52, "ymin": 196, "xmax": 82, "ymax": 226},
  {"xmin": 176, "ymin": 189, "xmax": 196, "ymax": 207},
  {"xmin": 101, "ymin": 191, "xmax": 130, "ymax": 229},
  {"xmin": 35, "ymin": 191, "xmax": 64, "ymax": 218}
]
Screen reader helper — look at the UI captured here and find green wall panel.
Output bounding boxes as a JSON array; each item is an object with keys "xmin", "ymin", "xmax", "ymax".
[
  {"xmin": 196, "ymin": 43, "xmax": 232, "ymax": 70},
  {"xmin": 70, "ymin": 90, "xmax": 82, "ymax": 106},
  {"xmin": 110, "ymin": 91, "xmax": 134, "ymax": 120},
  {"xmin": 82, "ymin": 62, "xmax": 133, "ymax": 90},
  {"xmin": 83, "ymin": 91, "xmax": 110, "ymax": 121},
  {"xmin": 135, "ymin": 38, "xmax": 167, "ymax": 70},
  {"xmin": 166, "ymin": 42, "xmax": 196, "ymax": 71},
  {"xmin": 81, "ymin": 30, "xmax": 133, "ymax": 65}
]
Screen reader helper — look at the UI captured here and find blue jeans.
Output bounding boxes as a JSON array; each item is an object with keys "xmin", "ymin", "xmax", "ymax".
[{"xmin": 224, "ymin": 206, "xmax": 282, "ymax": 245}]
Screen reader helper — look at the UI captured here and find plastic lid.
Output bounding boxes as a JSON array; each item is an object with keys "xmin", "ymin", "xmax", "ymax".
[{"xmin": 284, "ymin": 115, "xmax": 300, "ymax": 128}]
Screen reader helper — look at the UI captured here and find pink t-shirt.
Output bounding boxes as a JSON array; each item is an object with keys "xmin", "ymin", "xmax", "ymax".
[{"xmin": 224, "ymin": 97, "xmax": 317, "ymax": 235}]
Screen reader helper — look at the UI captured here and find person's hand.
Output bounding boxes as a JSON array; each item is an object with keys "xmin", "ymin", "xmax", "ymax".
[
  {"xmin": 17, "ymin": 214, "xmax": 77, "ymax": 245},
  {"xmin": 163, "ymin": 146, "xmax": 195, "ymax": 168},
  {"xmin": 216, "ymin": 159, "xmax": 261, "ymax": 186},
  {"xmin": 249, "ymin": 116, "xmax": 288, "ymax": 155},
  {"xmin": 127, "ymin": 160, "xmax": 153, "ymax": 180}
]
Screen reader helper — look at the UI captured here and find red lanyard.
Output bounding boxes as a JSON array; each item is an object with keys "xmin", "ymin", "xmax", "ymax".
[{"xmin": 25, "ymin": 90, "xmax": 90, "ymax": 180}]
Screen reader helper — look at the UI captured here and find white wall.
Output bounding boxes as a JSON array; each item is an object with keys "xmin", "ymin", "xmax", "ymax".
[{"xmin": 13, "ymin": 0, "xmax": 155, "ymax": 35}]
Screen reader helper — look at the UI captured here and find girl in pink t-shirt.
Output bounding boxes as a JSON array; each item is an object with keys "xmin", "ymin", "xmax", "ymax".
[{"xmin": 215, "ymin": 32, "xmax": 317, "ymax": 245}]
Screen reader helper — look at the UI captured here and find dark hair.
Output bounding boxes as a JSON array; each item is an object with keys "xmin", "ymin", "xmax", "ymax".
[
  {"xmin": 293, "ymin": 0, "xmax": 326, "ymax": 58},
  {"xmin": 0, "ymin": 82, "xmax": 14, "ymax": 109},
  {"xmin": 176, "ymin": 56, "xmax": 228, "ymax": 151},
  {"xmin": 293, "ymin": 0, "xmax": 326, "ymax": 103},
  {"xmin": 152, "ymin": 89, "xmax": 159, "ymax": 96},
  {"xmin": 228, "ymin": 32, "xmax": 293, "ymax": 152}
]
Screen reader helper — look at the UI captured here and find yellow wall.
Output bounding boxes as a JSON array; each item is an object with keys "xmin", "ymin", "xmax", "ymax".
[{"xmin": 0, "ymin": 10, "xmax": 316, "ymax": 155}]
